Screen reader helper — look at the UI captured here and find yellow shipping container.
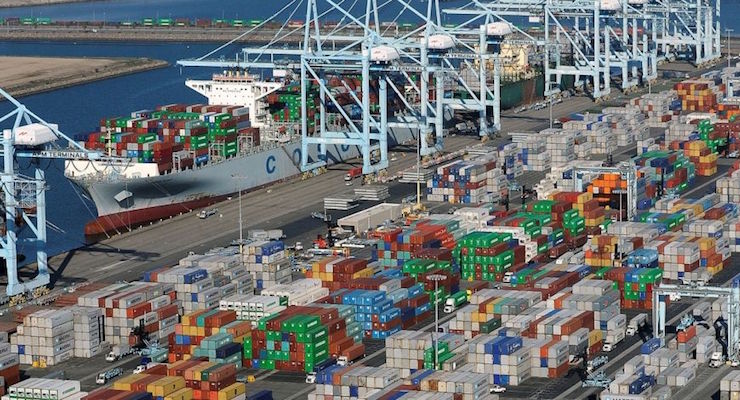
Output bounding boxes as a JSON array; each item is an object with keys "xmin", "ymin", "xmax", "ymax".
[
  {"xmin": 588, "ymin": 329, "xmax": 603, "ymax": 347},
  {"xmin": 218, "ymin": 383, "xmax": 247, "ymax": 400},
  {"xmin": 165, "ymin": 387, "xmax": 194, "ymax": 400},
  {"xmin": 113, "ymin": 374, "xmax": 147, "ymax": 391},
  {"xmin": 192, "ymin": 362, "xmax": 216, "ymax": 381},
  {"xmin": 148, "ymin": 376, "xmax": 186, "ymax": 398}
]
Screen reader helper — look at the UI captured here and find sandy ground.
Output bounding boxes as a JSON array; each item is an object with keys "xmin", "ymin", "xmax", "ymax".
[
  {"xmin": 0, "ymin": 56, "xmax": 167, "ymax": 97},
  {"xmin": 0, "ymin": 0, "xmax": 95, "ymax": 7}
]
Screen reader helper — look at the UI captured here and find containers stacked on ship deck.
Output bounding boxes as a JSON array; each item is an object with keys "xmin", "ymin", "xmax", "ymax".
[
  {"xmin": 260, "ymin": 279, "xmax": 329, "ymax": 307},
  {"xmin": 305, "ymin": 257, "xmax": 375, "ymax": 291},
  {"xmin": 247, "ymin": 304, "xmax": 364, "ymax": 373},
  {"xmin": 96, "ymin": 359, "xmax": 247, "ymax": 400},
  {"xmin": 308, "ymin": 365, "xmax": 402, "ymax": 400},
  {"xmin": 425, "ymin": 155, "xmax": 499, "ymax": 204},
  {"xmin": 242, "ymin": 241, "xmax": 292, "ymax": 290},
  {"xmin": 630, "ymin": 91, "xmax": 679, "ymax": 127},
  {"xmin": 90, "ymin": 104, "xmax": 251, "ymax": 171},
  {"xmin": 75, "ymin": 282, "xmax": 178, "ymax": 346},
  {"xmin": 8, "ymin": 379, "xmax": 85, "ymax": 400},
  {"xmin": 169, "ymin": 308, "xmax": 251, "ymax": 364},
  {"xmin": 674, "ymin": 79, "xmax": 723, "ymax": 112},
  {"xmin": 218, "ymin": 294, "xmax": 285, "ymax": 322},
  {"xmin": 10, "ymin": 307, "xmax": 104, "ymax": 366},
  {"xmin": 372, "ymin": 217, "xmax": 466, "ymax": 268}
]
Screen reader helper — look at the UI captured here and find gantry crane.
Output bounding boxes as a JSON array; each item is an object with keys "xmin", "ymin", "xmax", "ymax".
[
  {"xmin": 652, "ymin": 283, "xmax": 740, "ymax": 363},
  {"xmin": 0, "ymin": 88, "xmax": 110, "ymax": 296}
]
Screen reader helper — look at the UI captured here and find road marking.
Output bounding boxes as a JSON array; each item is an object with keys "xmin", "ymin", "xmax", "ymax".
[{"xmin": 99, "ymin": 260, "xmax": 127, "ymax": 271}]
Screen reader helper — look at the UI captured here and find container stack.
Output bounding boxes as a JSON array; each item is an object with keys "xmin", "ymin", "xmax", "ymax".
[
  {"xmin": 516, "ymin": 138, "xmax": 551, "ymax": 172},
  {"xmin": 604, "ymin": 372, "xmax": 657, "ymax": 399},
  {"xmin": 499, "ymin": 143, "xmax": 523, "ymax": 180},
  {"xmin": 717, "ymin": 171, "xmax": 740, "ymax": 204},
  {"xmin": 670, "ymin": 140, "xmax": 718, "ymax": 176},
  {"xmin": 308, "ymin": 366, "xmax": 401, "ymax": 400},
  {"xmin": 170, "ymin": 309, "xmax": 251, "ymax": 364},
  {"xmin": 447, "ymin": 289, "xmax": 540, "ymax": 338},
  {"xmin": 242, "ymin": 241, "xmax": 292, "ymax": 290},
  {"xmin": 630, "ymin": 91, "xmax": 678, "ymax": 127},
  {"xmin": 674, "ymin": 79, "xmax": 722, "ymax": 112},
  {"xmin": 425, "ymin": 156, "xmax": 498, "ymax": 204},
  {"xmin": 372, "ymin": 218, "xmax": 463, "ymax": 268},
  {"xmin": 730, "ymin": 218, "xmax": 740, "ymax": 252},
  {"xmin": 89, "ymin": 104, "xmax": 251, "ymax": 171},
  {"xmin": 260, "ymin": 279, "xmax": 329, "ymax": 306},
  {"xmin": 417, "ymin": 370, "xmax": 490, "ymax": 398},
  {"xmin": 571, "ymin": 120, "xmax": 616, "ymax": 155},
  {"xmin": 545, "ymin": 129, "xmax": 575, "ymax": 166},
  {"xmin": 247, "ymin": 304, "xmax": 365, "ymax": 373},
  {"xmin": 385, "ymin": 330, "xmax": 466, "ymax": 374},
  {"xmin": 464, "ymin": 334, "xmax": 530, "ymax": 386},
  {"xmin": 603, "ymin": 106, "xmax": 650, "ymax": 143},
  {"xmin": 644, "ymin": 348, "xmax": 680, "ymax": 376},
  {"xmin": 720, "ymin": 370, "xmax": 740, "ymax": 400},
  {"xmin": 306, "ymin": 257, "xmax": 375, "ymax": 291},
  {"xmin": 143, "ymin": 261, "xmax": 252, "ymax": 313},
  {"xmin": 0, "ymin": 343, "xmax": 19, "ymax": 390},
  {"xmin": 12, "ymin": 309, "xmax": 75, "ymax": 366},
  {"xmin": 584, "ymin": 235, "xmax": 643, "ymax": 268},
  {"xmin": 568, "ymin": 280, "xmax": 624, "ymax": 337},
  {"xmin": 454, "ymin": 231, "xmax": 525, "ymax": 282},
  {"xmin": 604, "ymin": 267, "xmax": 663, "ymax": 309},
  {"xmin": 69, "ymin": 306, "xmax": 105, "ymax": 359},
  {"xmin": 326, "ymin": 289, "xmax": 404, "ymax": 339},
  {"xmin": 103, "ymin": 360, "xmax": 246, "ymax": 400},
  {"xmin": 75, "ymin": 282, "xmax": 179, "ymax": 346},
  {"xmin": 633, "ymin": 151, "xmax": 695, "ymax": 197},
  {"xmin": 8, "ymin": 379, "xmax": 85, "ymax": 400},
  {"xmin": 673, "ymin": 326, "xmax": 698, "ymax": 363},
  {"xmin": 646, "ymin": 234, "xmax": 729, "ymax": 280},
  {"xmin": 218, "ymin": 294, "xmax": 285, "ymax": 321}
]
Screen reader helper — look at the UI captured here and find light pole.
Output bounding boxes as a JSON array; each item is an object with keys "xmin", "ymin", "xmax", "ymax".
[
  {"xmin": 727, "ymin": 29, "xmax": 735, "ymax": 68},
  {"xmin": 231, "ymin": 175, "xmax": 247, "ymax": 253},
  {"xmin": 426, "ymin": 273, "xmax": 447, "ymax": 370}
]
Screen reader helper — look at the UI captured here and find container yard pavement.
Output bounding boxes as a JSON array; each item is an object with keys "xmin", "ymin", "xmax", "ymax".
[{"xmin": 0, "ymin": 56, "xmax": 168, "ymax": 98}]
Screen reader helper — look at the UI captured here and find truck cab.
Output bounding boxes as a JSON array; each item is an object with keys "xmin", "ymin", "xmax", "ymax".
[
  {"xmin": 95, "ymin": 373, "xmax": 107, "ymax": 385},
  {"xmin": 710, "ymin": 352, "xmax": 726, "ymax": 368},
  {"xmin": 626, "ymin": 313, "xmax": 648, "ymax": 336},
  {"xmin": 443, "ymin": 291, "xmax": 467, "ymax": 314},
  {"xmin": 305, "ymin": 372, "xmax": 317, "ymax": 384},
  {"xmin": 502, "ymin": 272, "xmax": 514, "ymax": 283}
]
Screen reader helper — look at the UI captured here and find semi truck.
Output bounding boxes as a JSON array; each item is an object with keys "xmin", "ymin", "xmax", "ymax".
[
  {"xmin": 337, "ymin": 344, "xmax": 365, "ymax": 366},
  {"xmin": 96, "ymin": 368, "xmax": 123, "ymax": 385},
  {"xmin": 443, "ymin": 291, "xmax": 468, "ymax": 313},
  {"xmin": 626, "ymin": 313, "xmax": 648, "ymax": 336},
  {"xmin": 345, "ymin": 167, "xmax": 363, "ymax": 181},
  {"xmin": 105, "ymin": 344, "xmax": 134, "ymax": 362}
]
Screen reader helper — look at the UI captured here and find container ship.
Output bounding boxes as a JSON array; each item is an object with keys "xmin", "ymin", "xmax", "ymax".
[{"xmin": 65, "ymin": 72, "xmax": 418, "ymax": 237}]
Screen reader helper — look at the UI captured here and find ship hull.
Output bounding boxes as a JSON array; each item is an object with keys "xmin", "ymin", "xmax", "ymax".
[{"xmin": 72, "ymin": 126, "xmax": 418, "ymax": 237}]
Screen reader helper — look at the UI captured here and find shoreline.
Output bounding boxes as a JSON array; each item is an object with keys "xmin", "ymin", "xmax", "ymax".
[
  {"xmin": 0, "ymin": 0, "xmax": 99, "ymax": 7},
  {"xmin": 1, "ymin": 56, "xmax": 169, "ymax": 99}
]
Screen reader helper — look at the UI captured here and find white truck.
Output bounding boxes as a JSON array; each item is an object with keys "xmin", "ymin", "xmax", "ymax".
[
  {"xmin": 96, "ymin": 368, "xmax": 123, "ymax": 385},
  {"xmin": 602, "ymin": 330, "xmax": 625, "ymax": 352},
  {"xmin": 626, "ymin": 313, "xmax": 648, "ymax": 337},
  {"xmin": 709, "ymin": 352, "xmax": 726, "ymax": 368},
  {"xmin": 106, "ymin": 344, "xmax": 134, "ymax": 362}
]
